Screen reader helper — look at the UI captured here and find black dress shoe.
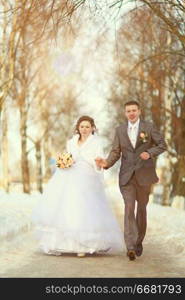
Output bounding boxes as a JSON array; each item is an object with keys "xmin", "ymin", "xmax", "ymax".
[
  {"xmin": 135, "ymin": 243, "xmax": 143, "ymax": 256},
  {"xmin": 127, "ymin": 250, "xmax": 136, "ymax": 261}
]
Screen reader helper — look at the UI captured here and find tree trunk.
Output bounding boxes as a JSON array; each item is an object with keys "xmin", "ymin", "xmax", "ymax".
[
  {"xmin": 1, "ymin": 106, "xmax": 10, "ymax": 192},
  {"xmin": 20, "ymin": 105, "xmax": 30, "ymax": 193},
  {"xmin": 43, "ymin": 135, "xmax": 52, "ymax": 181},
  {"xmin": 35, "ymin": 141, "xmax": 43, "ymax": 193},
  {"xmin": 161, "ymin": 33, "xmax": 173, "ymax": 206},
  {"xmin": 160, "ymin": 66, "xmax": 173, "ymax": 206},
  {"xmin": 172, "ymin": 156, "xmax": 185, "ymax": 196},
  {"xmin": 171, "ymin": 105, "xmax": 185, "ymax": 199},
  {"xmin": 0, "ymin": 0, "xmax": 18, "ymax": 112}
]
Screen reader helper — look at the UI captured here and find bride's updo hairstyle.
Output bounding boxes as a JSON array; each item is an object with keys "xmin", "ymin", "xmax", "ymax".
[{"xmin": 75, "ymin": 115, "xmax": 97, "ymax": 137}]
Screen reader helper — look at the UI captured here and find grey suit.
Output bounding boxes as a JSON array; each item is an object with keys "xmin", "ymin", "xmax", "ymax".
[{"xmin": 106, "ymin": 119, "xmax": 167, "ymax": 251}]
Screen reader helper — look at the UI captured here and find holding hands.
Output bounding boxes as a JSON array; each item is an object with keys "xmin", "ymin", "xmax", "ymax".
[
  {"xmin": 95, "ymin": 157, "xmax": 108, "ymax": 169},
  {"xmin": 95, "ymin": 151, "xmax": 150, "ymax": 170},
  {"xmin": 95, "ymin": 152, "xmax": 150, "ymax": 170}
]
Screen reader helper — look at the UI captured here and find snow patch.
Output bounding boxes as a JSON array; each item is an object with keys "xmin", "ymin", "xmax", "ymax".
[{"xmin": 0, "ymin": 186, "xmax": 185, "ymax": 260}]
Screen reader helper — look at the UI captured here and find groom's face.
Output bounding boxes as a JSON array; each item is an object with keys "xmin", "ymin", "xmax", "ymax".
[{"xmin": 125, "ymin": 104, "xmax": 141, "ymax": 123}]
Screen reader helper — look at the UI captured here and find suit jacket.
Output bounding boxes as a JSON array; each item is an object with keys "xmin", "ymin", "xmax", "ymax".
[{"xmin": 106, "ymin": 119, "xmax": 167, "ymax": 186}]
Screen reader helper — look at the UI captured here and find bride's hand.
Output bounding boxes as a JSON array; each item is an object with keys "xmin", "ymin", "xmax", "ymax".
[
  {"xmin": 95, "ymin": 157, "xmax": 102, "ymax": 168},
  {"xmin": 101, "ymin": 159, "xmax": 108, "ymax": 168},
  {"xmin": 95, "ymin": 157, "xmax": 108, "ymax": 168}
]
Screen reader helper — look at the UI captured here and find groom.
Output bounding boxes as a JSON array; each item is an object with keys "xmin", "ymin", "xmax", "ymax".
[{"xmin": 96, "ymin": 101, "xmax": 167, "ymax": 261}]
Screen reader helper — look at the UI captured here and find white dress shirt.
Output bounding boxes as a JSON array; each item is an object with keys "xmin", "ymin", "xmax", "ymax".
[{"xmin": 127, "ymin": 118, "xmax": 140, "ymax": 148}]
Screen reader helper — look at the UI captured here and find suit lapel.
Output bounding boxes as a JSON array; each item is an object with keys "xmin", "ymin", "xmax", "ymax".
[
  {"xmin": 122, "ymin": 119, "xmax": 146, "ymax": 150},
  {"xmin": 135, "ymin": 119, "xmax": 146, "ymax": 149},
  {"xmin": 121, "ymin": 122, "xmax": 134, "ymax": 150}
]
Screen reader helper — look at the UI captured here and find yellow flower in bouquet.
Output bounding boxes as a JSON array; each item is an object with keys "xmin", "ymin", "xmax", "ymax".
[{"xmin": 56, "ymin": 152, "xmax": 74, "ymax": 169}]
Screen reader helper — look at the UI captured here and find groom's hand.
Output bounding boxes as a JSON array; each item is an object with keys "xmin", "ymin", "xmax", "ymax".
[
  {"xmin": 95, "ymin": 157, "xmax": 103, "ymax": 168},
  {"xmin": 95, "ymin": 157, "xmax": 108, "ymax": 168},
  {"xmin": 101, "ymin": 159, "xmax": 108, "ymax": 168},
  {"xmin": 140, "ymin": 152, "xmax": 150, "ymax": 160}
]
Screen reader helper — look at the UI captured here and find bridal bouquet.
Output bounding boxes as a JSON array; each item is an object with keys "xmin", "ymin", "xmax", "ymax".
[{"xmin": 56, "ymin": 152, "xmax": 74, "ymax": 169}]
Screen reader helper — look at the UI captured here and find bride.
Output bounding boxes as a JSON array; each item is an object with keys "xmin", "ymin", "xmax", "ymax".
[{"xmin": 32, "ymin": 115, "xmax": 124, "ymax": 257}]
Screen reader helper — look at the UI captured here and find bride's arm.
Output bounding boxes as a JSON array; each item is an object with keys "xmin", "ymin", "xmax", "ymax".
[
  {"xmin": 66, "ymin": 140, "xmax": 71, "ymax": 153},
  {"xmin": 82, "ymin": 138, "xmax": 105, "ymax": 172}
]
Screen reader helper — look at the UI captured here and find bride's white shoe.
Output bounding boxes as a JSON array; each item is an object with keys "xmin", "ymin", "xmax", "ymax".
[{"xmin": 77, "ymin": 253, "xmax": 86, "ymax": 257}]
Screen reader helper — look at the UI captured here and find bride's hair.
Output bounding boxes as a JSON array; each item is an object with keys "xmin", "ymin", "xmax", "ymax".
[{"xmin": 75, "ymin": 115, "xmax": 97, "ymax": 136}]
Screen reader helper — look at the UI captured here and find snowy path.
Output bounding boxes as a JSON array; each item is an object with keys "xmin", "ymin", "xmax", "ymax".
[{"xmin": 0, "ymin": 185, "xmax": 185, "ymax": 278}]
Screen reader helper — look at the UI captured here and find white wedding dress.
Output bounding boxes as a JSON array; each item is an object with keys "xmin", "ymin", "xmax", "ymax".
[{"xmin": 32, "ymin": 134, "xmax": 124, "ymax": 255}]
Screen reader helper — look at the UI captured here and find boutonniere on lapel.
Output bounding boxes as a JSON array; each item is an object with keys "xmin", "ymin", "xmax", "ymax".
[{"xmin": 139, "ymin": 131, "xmax": 148, "ymax": 143}]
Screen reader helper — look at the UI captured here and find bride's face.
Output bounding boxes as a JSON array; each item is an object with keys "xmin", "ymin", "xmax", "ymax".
[{"xmin": 78, "ymin": 121, "xmax": 93, "ymax": 139}]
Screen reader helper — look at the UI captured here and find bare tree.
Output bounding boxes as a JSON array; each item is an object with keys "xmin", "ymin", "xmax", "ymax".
[
  {"xmin": 108, "ymin": 5, "xmax": 185, "ymax": 205},
  {"xmin": 0, "ymin": 0, "xmax": 86, "ymax": 192}
]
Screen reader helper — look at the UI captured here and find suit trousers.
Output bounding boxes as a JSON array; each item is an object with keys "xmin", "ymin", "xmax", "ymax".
[{"xmin": 120, "ymin": 173, "xmax": 151, "ymax": 251}]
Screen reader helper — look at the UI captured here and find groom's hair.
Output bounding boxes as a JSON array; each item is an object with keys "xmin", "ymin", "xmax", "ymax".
[{"xmin": 124, "ymin": 101, "xmax": 140, "ymax": 109}]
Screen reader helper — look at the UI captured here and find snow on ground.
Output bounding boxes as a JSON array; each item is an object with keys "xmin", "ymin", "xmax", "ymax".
[
  {"xmin": 0, "ymin": 184, "xmax": 185, "ymax": 261},
  {"xmin": 0, "ymin": 189, "xmax": 41, "ymax": 254}
]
